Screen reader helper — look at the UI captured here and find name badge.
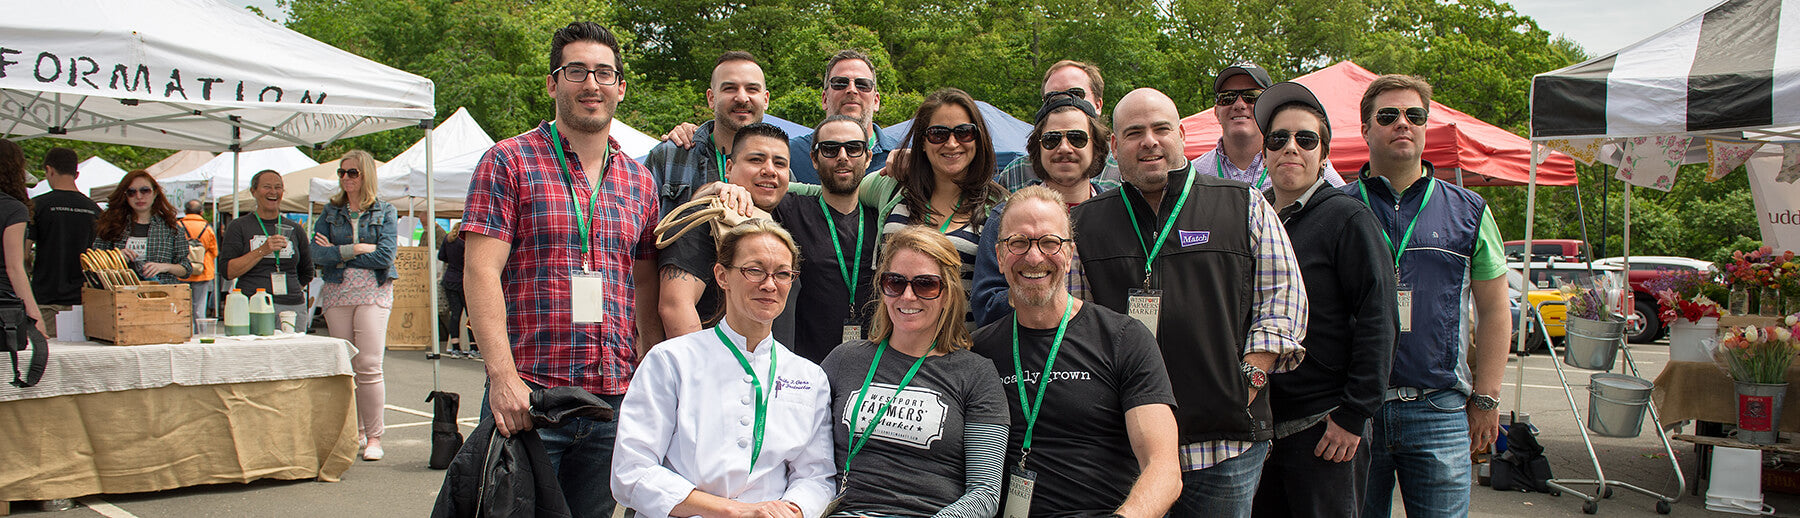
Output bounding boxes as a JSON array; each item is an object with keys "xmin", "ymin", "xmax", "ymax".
[
  {"xmin": 842, "ymin": 318, "xmax": 864, "ymax": 344},
  {"xmin": 570, "ymin": 269, "xmax": 605, "ymax": 323},
  {"xmin": 1003, "ymin": 465, "xmax": 1037, "ymax": 518},
  {"xmin": 1127, "ymin": 288, "xmax": 1163, "ymax": 338},
  {"xmin": 270, "ymin": 272, "xmax": 288, "ymax": 296},
  {"xmin": 1396, "ymin": 283, "xmax": 1413, "ymax": 333}
]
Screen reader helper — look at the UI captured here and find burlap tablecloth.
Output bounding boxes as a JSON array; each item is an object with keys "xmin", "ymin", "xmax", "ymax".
[{"xmin": 1651, "ymin": 360, "xmax": 1800, "ymax": 431}]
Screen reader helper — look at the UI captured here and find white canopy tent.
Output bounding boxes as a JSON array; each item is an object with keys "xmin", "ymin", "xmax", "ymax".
[
  {"xmin": 163, "ymin": 147, "xmax": 320, "ymax": 207},
  {"xmin": 28, "ymin": 156, "xmax": 129, "ymax": 198},
  {"xmin": 613, "ymin": 120, "xmax": 660, "ymax": 161},
  {"xmin": 373, "ymin": 107, "xmax": 494, "ymax": 216}
]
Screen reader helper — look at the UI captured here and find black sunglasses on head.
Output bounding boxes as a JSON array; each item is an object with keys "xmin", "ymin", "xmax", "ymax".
[
  {"xmin": 924, "ymin": 124, "xmax": 979, "ymax": 145},
  {"xmin": 828, "ymin": 76, "xmax": 876, "ymax": 93},
  {"xmin": 1374, "ymin": 107, "xmax": 1429, "ymax": 127},
  {"xmin": 1040, "ymin": 130, "xmax": 1089, "ymax": 150},
  {"xmin": 814, "ymin": 140, "xmax": 868, "ymax": 158},
  {"xmin": 880, "ymin": 272, "xmax": 944, "ymax": 300},
  {"xmin": 1264, "ymin": 129, "xmax": 1322, "ymax": 151},
  {"xmin": 1043, "ymin": 88, "xmax": 1086, "ymax": 103},
  {"xmin": 337, "ymin": 168, "xmax": 361, "ymax": 178},
  {"xmin": 1215, "ymin": 88, "xmax": 1263, "ymax": 106}
]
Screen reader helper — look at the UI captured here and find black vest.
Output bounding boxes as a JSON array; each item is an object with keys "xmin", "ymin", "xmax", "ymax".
[{"xmin": 1072, "ymin": 167, "xmax": 1267, "ymax": 443}]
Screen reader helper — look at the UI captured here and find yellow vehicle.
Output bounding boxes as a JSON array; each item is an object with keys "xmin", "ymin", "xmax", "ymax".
[{"xmin": 1510, "ymin": 261, "xmax": 1625, "ymax": 351}]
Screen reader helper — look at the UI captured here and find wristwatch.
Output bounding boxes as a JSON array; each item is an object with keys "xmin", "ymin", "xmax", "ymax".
[
  {"xmin": 1241, "ymin": 363, "xmax": 1267, "ymax": 390},
  {"xmin": 1469, "ymin": 393, "xmax": 1501, "ymax": 411}
]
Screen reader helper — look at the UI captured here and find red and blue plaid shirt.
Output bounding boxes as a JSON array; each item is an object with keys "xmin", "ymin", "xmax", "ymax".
[{"xmin": 463, "ymin": 121, "xmax": 659, "ymax": 396}]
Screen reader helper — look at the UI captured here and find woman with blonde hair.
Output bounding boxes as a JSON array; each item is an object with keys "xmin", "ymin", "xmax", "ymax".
[
  {"xmin": 818, "ymin": 225, "xmax": 1007, "ymax": 516},
  {"xmin": 309, "ymin": 149, "xmax": 399, "ymax": 461}
]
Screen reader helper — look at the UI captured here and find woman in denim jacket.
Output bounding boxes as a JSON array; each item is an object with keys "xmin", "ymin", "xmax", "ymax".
[{"xmin": 310, "ymin": 149, "xmax": 399, "ymax": 461}]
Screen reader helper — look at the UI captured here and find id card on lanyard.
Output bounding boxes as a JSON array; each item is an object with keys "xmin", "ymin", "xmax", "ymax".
[
  {"xmin": 1358, "ymin": 177, "xmax": 1436, "ymax": 334},
  {"xmin": 1119, "ymin": 169, "xmax": 1195, "ymax": 338},
  {"xmin": 821, "ymin": 196, "xmax": 868, "ymax": 343},
  {"xmin": 551, "ymin": 123, "xmax": 610, "ymax": 324}
]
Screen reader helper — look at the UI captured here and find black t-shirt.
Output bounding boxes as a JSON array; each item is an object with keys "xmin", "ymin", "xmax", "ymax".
[
  {"xmin": 970, "ymin": 302, "xmax": 1178, "ymax": 516},
  {"xmin": 28, "ymin": 190, "xmax": 100, "ymax": 305},
  {"xmin": 821, "ymin": 340, "xmax": 1009, "ymax": 514},
  {"xmin": 0, "ymin": 194, "xmax": 30, "ymax": 298},
  {"xmin": 773, "ymin": 193, "xmax": 882, "ymax": 363},
  {"xmin": 219, "ymin": 215, "xmax": 311, "ymax": 305},
  {"xmin": 657, "ymin": 204, "xmax": 797, "ymax": 344}
]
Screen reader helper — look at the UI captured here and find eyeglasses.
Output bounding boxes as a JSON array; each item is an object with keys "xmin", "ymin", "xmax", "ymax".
[
  {"xmin": 727, "ymin": 265, "xmax": 797, "ymax": 285},
  {"xmin": 924, "ymin": 123, "xmax": 979, "ymax": 145},
  {"xmin": 1039, "ymin": 130, "xmax": 1089, "ymax": 150},
  {"xmin": 1374, "ymin": 107, "xmax": 1428, "ymax": 127},
  {"xmin": 124, "ymin": 186, "xmax": 155, "ymax": 197},
  {"xmin": 1264, "ymin": 129, "xmax": 1322, "ymax": 151},
  {"xmin": 814, "ymin": 140, "xmax": 868, "ymax": 158},
  {"xmin": 1215, "ymin": 88, "xmax": 1263, "ymax": 106},
  {"xmin": 337, "ymin": 168, "xmax": 361, "ymax": 178},
  {"xmin": 827, "ymin": 76, "xmax": 876, "ymax": 93},
  {"xmin": 880, "ymin": 272, "xmax": 944, "ymax": 300},
  {"xmin": 553, "ymin": 65, "xmax": 622, "ymax": 86},
  {"xmin": 1043, "ymin": 88, "xmax": 1086, "ymax": 103},
  {"xmin": 1001, "ymin": 234, "xmax": 1067, "ymax": 256}
]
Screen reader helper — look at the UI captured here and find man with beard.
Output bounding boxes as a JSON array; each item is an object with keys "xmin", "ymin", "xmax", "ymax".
[
  {"xmin": 644, "ymin": 51, "xmax": 770, "ymax": 215},
  {"xmin": 771, "ymin": 115, "xmax": 883, "ymax": 362},
  {"xmin": 1190, "ymin": 64, "xmax": 1345, "ymax": 191},
  {"xmin": 970, "ymin": 186, "xmax": 1180, "ymax": 516},
  {"xmin": 1069, "ymin": 88, "xmax": 1307, "ymax": 518},
  {"xmin": 658, "ymin": 122, "xmax": 795, "ymax": 341},
  {"xmin": 461, "ymin": 22, "xmax": 662, "ymax": 517}
]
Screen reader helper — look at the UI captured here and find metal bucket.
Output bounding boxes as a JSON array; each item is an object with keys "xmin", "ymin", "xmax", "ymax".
[
  {"xmin": 1735, "ymin": 381, "xmax": 1788, "ymax": 445},
  {"xmin": 1563, "ymin": 316, "xmax": 1624, "ymax": 371},
  {"xmin": 1587, "ymin": 373, "xmax": 1654, "ymax": 438}
]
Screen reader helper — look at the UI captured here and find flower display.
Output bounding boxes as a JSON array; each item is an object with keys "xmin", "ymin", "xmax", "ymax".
[
  {"xmin": 1647, "ymin": 269, "xmax": 1727, "ymax": 323},
  {"xmin": 1713, "ymin": 315, "xmax": 1800, "ymax": 384},
  {"xmin": 1559, "ymin": 274, "xmax": 1621, "ymax": 321}
]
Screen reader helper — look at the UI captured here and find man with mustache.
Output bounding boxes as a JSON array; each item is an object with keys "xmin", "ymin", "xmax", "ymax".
[
  {"xmin": 770, "ymin": 115, "xmax": 883, "ymax": 362},
  {"xmin": 1069, "ymin": 88, "xmax": 1307, "ymax": 518},
  {"xmin": 1191, "ymin": 64, "xmax": 1346, "ymax": 192},
  {"xmin": 644, "ymin": 51, "xmax": 770, "ymax": 216},
  {"xmin": 992, "ymin": 60, "xmax": 1124, "ymax": 193}
]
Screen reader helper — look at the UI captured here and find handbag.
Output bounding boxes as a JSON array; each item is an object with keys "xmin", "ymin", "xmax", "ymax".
[{"xmin": 0, "ymin": 291, "xmax": 47, "ymax": 388}]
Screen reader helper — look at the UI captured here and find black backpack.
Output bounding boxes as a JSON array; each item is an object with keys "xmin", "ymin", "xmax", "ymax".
[{"xmin": 1491, "ymin": 422, "xmax": 1554, "ymax": 493}]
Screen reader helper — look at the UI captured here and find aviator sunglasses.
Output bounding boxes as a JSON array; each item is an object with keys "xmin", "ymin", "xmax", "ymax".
[
  {"xmin": 814, "ymin": 140, "xmax": 868, "ymax": 158},
  {"xmin": 880, "ymin": 272, "xmax": 944, "ymax": 300},
  {"xmin": 828, "ymin": 76, "xmax": 876, "ymax": 93},
  {"xmin": 1264, "ymin": 130, "xmax": 1322, "ymax": 151},
  {"xmin": 1039, "ymin": 130, "xmax": 1089, "ymax": 150},
  {"xmin": 1374, "ymin": 107, "xmax": 1429, "ymax": 127},
  {"xmin": 1215, "ymin": 88, "xmax": 1263, "ymax": 106},
  {"xmin": 924, "ymin": 123, "xmax": 979, "ymax": 145}
]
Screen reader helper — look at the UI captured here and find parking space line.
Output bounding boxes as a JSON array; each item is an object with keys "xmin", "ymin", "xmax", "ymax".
[{"xmin": 76, "ymin": 496, "xmax": 139, "ymax": 518}]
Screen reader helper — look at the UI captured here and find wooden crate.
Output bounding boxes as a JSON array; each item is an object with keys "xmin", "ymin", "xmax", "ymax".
[{"xmin": 82, "ymin": 284, "xmax": 193, "ymax": 345}]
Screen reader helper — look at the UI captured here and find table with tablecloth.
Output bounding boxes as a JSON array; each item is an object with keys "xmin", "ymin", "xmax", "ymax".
[
  {"xmin": 1652, "ymin": 361, "xmax": 1800, "ymax": 432},
  {"xmin": 0, "ymin": 335, "xmax": 360, "ymax": 503}
]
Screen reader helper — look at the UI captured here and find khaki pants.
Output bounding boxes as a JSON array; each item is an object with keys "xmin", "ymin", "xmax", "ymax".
[{"xmin": 38, "ymin": 304, "xmax": 72, "ymax": 339}]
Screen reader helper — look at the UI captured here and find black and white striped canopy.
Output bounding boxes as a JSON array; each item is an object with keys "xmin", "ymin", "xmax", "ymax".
[{"xmin": 1531, "ymin": 0, "xmax": 1800, "ymax": 140}]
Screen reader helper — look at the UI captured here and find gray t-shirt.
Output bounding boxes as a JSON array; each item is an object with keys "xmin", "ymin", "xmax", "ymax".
[
  {"xmin": 821, "ymin": 340, "xmax": 1009, "ymax": 514},
  {"xmin": 219, "ymin": 215, "xmax": 312, "ymax": 306}
]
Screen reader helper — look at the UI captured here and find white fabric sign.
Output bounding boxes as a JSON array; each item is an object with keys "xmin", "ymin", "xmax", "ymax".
[{"xmin": 1747, "ymin": 155, "xmax": 1800, "ymax": 255}]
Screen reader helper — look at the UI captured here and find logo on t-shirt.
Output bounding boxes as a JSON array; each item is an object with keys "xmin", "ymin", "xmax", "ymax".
[
  {"xmin": 1178, "ymin": 230, "xmax": 1210, "ymax": 247},
  {"xmin": 841, "ymin": 384, "xmax": 948, "ymax": 449}
]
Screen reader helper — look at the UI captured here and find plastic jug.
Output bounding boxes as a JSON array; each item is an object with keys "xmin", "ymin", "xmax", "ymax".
[
  {"xmin": 223, "ymin": 289, "xmax": 250, "ymax": 336},
  {"xmin": 248, "ymin": 289, "xmax": 276, "ymax": 336}
]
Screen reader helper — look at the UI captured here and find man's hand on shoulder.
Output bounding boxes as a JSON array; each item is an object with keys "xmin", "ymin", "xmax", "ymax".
[{"xmin": 663, "ymin": 122, "xmax": 700, "ymax": 149}]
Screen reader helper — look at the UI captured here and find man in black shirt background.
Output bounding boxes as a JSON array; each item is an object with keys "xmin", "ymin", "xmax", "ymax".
[
  {"xmin": 28, "ymin": 147, "xmax": 100, "ymax": 338},
  {"xmin": 772, "ymin": 115, "xmax": 883, "ymax": 362}
]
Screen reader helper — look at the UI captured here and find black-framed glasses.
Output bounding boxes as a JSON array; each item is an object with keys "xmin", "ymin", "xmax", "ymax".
[
  {"xmin": 924, "ymin": 123, "xmax": 979, "ymax": 145},
  {"xmin": 1374, "ymin": 106, "xmax": 1428, "ymax": 127},
  {"xmin": 827, "ymin": 76, "xmax": 876, "ymax": 93},
  {"xmin": 1040, "ymin": 130, "xmax": 1089, "ymax": 150},
  {"xmin": 337, "ymin": 168, "xmax": 361, "ymax": 178},
  {"xmin": 1001, "ymin": 234, "xmax": 1068, "ymax": 256},
  {"xmin": 880, "ymin": 272, "xmax": 944, "ymax": 300},
  {"xmin": 814, "ymin": 140, "xmax": 868, "ymax": 158},
  {"xmin": 1264, "ymin": 130, "xmax": 1322, "ymax": 151},
  {"xmin": 553, "ymin": 65, "xmax": 622, "ymax": 86},
  {"xmin": 1043, "ymin": 88, "xmax": 1086, "ymax": 103},
  {"xmin": 727, "ymin": 265, "xmax": 797, "ymax": 285},
  {"xmin": 1215, "ymin": 88, "xmax": 1263, "ymax": 106},
  {"xmin": 124, "ymin": 186, "xmax": 155, "ymax": 197}
]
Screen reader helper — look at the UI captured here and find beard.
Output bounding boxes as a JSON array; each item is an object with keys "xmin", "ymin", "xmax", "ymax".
[
  {"xmin": 556, "ymin": 97, "xmax": 611, "ymax": 134},
  {"xmin": 820, "ymin": 166, "xmax": 861, "ymax": 195}
]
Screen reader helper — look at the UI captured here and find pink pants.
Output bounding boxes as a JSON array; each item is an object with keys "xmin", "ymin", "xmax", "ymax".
[{"xmin": 326, "ymin": 304, "xmax": 392, "ymax": 439}]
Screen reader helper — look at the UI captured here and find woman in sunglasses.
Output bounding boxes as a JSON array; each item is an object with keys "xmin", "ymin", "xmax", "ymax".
[
  {"xmin": 819, "ymin": 225, "xmax": 1006, "ymax": 516},
  {"xmin": 614, "ymin": 219, "xmax": 835, "ymax": 518},
  {"xmin": 309, "ymin": 149, "xmax": 399, "ymax": 461},
  {"xmin": 0, "ymin": 140, "xmax": 44, "ymax": 335},
  {"xmin": 884, "ymin": 88, "xmax": 1007, "ymax": 325},
  {"xmin": 93, "ymin": 170, "xmax": 192, "ymax": 285}
]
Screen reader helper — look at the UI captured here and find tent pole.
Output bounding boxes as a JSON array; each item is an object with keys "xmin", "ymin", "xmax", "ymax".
[
  {"xmin": 425, "ymin": 124, "xmax": 441, "ymax": 389},
  {"xmin": 1599, "ymin": 168, "xmax": 1609, "ymax": 258},
  {"xmin": 1622, "ymin": 183, "xmax": 1633, "ymax": 322},
  {"xmin": 1514, "ymin": 143, "xmax": 1539, "ymax": 415}
]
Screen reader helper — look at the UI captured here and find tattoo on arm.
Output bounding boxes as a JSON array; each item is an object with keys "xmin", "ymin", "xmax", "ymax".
[{"xmin": 661, "ymin": 266, "xmax": 702, "ymax": 282}]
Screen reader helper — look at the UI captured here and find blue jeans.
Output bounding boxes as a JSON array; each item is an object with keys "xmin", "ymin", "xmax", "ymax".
[
  {"xmin": 1362, "ymin": 389, "xmax": 1471, "ymax": 518},
  {"xmin": 481, "ymin": 384, "xmax": 624, "ymax": 518},
  {"xmin": 1170, "ymin": 440, "xmax": 1270, "ymax": 518}
]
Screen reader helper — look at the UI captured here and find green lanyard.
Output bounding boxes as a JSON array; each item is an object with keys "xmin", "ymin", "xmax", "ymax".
[
  {"xmin": 1120, "ymin": 166, "xmax": 1197, "ymax": 286},
  {"xmin": 549, "ymin": 123, "xmax": 607, "ymax": 265},
  {"xmin": 255, "ymin": 217, "xmax": 281, "ymax": 269},
  {"xmin": 1356, "ymin": 176, "xmax": 1436, "ymax": 268},
  {"xmin": 1216, "ymin": 154, "xmax": 1266, "ymax": 190},
  {"xmin": 1010, "ymin": 294, "xmax": 1075, "ymax": 460},
  {"xmin": 819, "ymin": 196, "xmax": 866, "ymax": 306},
  {"xmin": 929, "ymin": 200, "xmax": 964, "ymax": 233},
  {"xmin": 710, "ymin": 135, "xmax": 728, "ymax": 183},
  {"xmin": 842, "ymin": 339, "xmax": 929, "ymax": 474},
  {"xmin": 715, "ymin": 326, "xmax": 778, "ymax": 472}
]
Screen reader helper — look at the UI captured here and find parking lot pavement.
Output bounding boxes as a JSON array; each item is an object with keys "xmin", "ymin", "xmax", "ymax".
[{"xmin": 11, "ymin": 339, "xmax": 1800, "ymax": 517}]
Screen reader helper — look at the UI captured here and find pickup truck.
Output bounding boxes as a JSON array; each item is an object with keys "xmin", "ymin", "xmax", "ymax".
[
  {"xmin": 1593, "ymin": 256, "xmax": 1717, "ymax": 343},
  {"xmin": 1504, "ymin": 239, "xmax": 1590, "ymax": 262}
]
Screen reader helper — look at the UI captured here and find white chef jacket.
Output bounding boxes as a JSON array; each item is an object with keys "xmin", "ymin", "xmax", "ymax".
[{"xmin": 611, "ymin": 321, "xmax": 837, "ymax": 518}]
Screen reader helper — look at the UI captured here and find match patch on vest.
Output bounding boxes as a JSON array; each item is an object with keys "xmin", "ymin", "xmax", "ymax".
[{"xmin": 1177, "ymin": 230, "xmax": 1210, "ymax": 247}]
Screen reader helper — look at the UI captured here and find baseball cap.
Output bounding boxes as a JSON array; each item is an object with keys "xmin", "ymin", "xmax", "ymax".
[
  {"xmin": 1213, "ymin": 63, "xmax": 1274, "ymax": 93},
  {"xmin": 1253, "ymin": 82, "xmax": 1327, "ymax": 138}
]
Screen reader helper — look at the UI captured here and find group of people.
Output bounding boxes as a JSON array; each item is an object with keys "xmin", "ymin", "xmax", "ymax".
[
  {"xmin": 460, "ymin": 21, "xmax": 1513, "ymax": 518},
  {"xmin": 0, "ymin": 143, "xmax": 405, "ymax": 462}
]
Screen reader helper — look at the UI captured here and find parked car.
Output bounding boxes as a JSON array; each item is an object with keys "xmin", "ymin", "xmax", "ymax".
[
  {"xmin": 1593, "ymin": 256, "xmax": 1717, "ymax": 343},
  {"xmin": 1509, "ymin": 261, "xmax": 1626, "ymax": 351},
  {"xmin": 1504, "ymin": 239, "xmax": 1591, "ymax": 263}
]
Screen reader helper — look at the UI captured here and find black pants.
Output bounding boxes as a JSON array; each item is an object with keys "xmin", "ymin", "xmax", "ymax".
[
  {"xmin": 1252, "ymin": 419, "xmax": 1371, "ymax": 518},
  {"xmin": 442, "ymin": 283, "xmax": 466, "ymax": 349}
]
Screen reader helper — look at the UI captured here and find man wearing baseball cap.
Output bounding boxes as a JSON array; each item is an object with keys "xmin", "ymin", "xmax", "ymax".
[{"xmin": 1191, "ymin": 64, "xmax": 1345, "ymax": 192}]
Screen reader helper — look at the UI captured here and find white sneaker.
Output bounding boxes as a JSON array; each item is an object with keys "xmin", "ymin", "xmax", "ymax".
[{"xmin": 362, "ymin": 444, "xmax": 384, "ymax": 461}]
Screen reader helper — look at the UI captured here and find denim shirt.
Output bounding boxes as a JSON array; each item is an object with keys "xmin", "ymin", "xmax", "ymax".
[{"xmin": 311, "ymin": 199, "xmax": 399, "ymax": 284}]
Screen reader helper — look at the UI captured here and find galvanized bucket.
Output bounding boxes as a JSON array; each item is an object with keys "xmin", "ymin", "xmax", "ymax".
[
  {"xmin": 1588, "ymin": 373, "xmax": 1654, "ymax": 438},
  {"xmin": 1563, "ymin": 316, "xmax": 1624, "ymax": 371}
]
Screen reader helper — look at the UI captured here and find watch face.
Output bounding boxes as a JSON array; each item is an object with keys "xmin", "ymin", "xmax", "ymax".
[
  {"xmin": 1249, "ymin": 371, "xmax": 1267, "ymax": 389},
  {"xmin": 1472, "ymin": 395, "xmax": 1499, "ymax": 410}
]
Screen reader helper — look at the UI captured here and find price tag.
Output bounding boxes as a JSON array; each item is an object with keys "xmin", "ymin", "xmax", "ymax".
[
  {"xmin": 570, "ymin": 269, "xmax": 605, "ymax": 323},
  {"xmin": 1003, "ymin": 465, "xmax": 1037, "ymax": 518},
  {"xmin": 1396, "ymin": 283, "xmax": 1413, "ymax": 333},
  {"xmin": 1127, "ymin": 288, "xmax": 1163, "ymax": 338},
  {"xmin": 271, "ymin": 272, "xmax": 288, "ymax": 296}
]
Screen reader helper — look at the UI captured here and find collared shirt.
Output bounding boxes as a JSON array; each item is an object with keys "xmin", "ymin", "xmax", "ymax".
[
  {"xmin": 462, "ymin": 121, "xmax": 660, "ymax": 396},
  {"xmin": 1190, "ymin": 139, "xmax": 1347, "ymax": 190},
  {"xmin": 993, "ymin": 153, "xmax": 1123, "ymax": 193},
  {"xmin": 644, "ymin": 120, "xmax": 726, "ymax": 216},
  {"xmin": 1273, "ymin": 176, "xmax": 1331, "ymax": 222},
  {"xmin": 611, "ymin": 322, "xmax": 836, "ymax": 518}
]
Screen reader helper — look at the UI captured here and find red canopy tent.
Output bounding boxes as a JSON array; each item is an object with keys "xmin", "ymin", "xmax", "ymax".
[{"xmin": 1180, "ymin": 61, "xmax": 1578, "ymax": 187}]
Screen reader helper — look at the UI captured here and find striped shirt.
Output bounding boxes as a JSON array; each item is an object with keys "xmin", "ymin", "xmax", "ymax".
[{"xmin": 883, "ymin": 202, "xmax": 984, "ymax": 326}]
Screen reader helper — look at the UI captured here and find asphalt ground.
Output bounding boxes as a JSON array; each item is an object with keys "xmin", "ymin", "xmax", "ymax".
[{"xmin": 10, "ymin": 337, "xmax": 1800, "ymax": 517}]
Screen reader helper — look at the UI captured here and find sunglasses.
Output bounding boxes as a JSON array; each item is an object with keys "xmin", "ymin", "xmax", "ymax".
[
  {"xmin": 337, "ymin": 168, "xmax": 361, "ymax": 178},
  {"xmin": 880, "ymin": 272, "xmax": 944, "ymax": 300},
  {"xmin": 924, "ymin": 123, "xmax": 979, "ymax": 145},
  {"xmin": 1264, "ymin": 129, "xmax": 1322, "ymax": 151},
  {"xmin": 1043, "ymin": 88, "xmax": 1086, "ymax": 103},
  {"xmin": 814, "ymin": 140, "xmax": 868, "ymax": 158},
  {"xmin": 124, "ymin": 186, "xmax": 155, "ymax": 197},
  {"xmin": 827, "ymin": 76, "xmax": 876, "ymax": 93},
  {"xmin": 1039, "ymin": 130, "xmax": 1089, "ymax": 150},
  {"xmin": 1001, "ymin": 234, "xmax": 1067, "ymax": 256},
  {"xmin": 1215, "ymin": 88, "xmax": 1263, "ymax": 106},
  {"xmin": 1374, "ymin": 107, "xmax": 1428, "ymax": 127}
]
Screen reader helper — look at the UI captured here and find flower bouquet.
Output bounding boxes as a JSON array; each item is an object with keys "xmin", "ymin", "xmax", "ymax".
[
  {"xmin": 1714, "ymin": 316, "xmax": 1800, "ymax": 444},
  {"xmin": 1647, "ymin": 269, "xmax": 1726, "ymax": 324},
  {"xmin": 1560, "ymin": 274, "xmax": 1620, "ymax": 321}
]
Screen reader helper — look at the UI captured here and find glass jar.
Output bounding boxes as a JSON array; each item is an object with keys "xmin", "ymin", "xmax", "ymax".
[{"xmin": 1730, "ymin": 286, "xmax": 1751, "ymax": 315}]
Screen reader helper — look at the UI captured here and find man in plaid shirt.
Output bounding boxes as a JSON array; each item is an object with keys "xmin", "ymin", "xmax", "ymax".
[{"xmin": 461, "ymin": 22, "xmax": 662, "ymax": 517}]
